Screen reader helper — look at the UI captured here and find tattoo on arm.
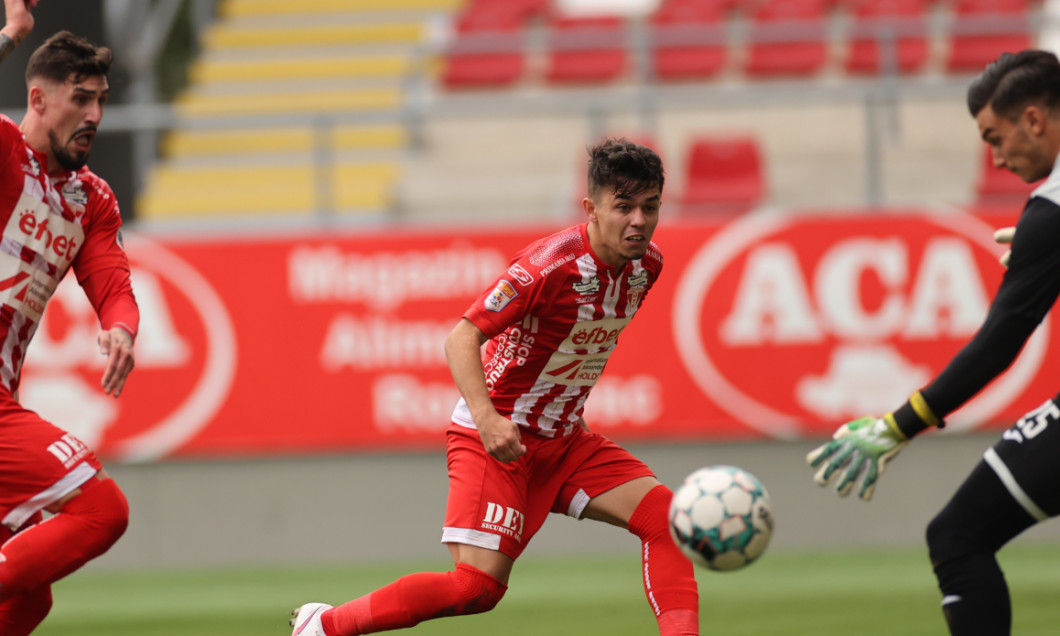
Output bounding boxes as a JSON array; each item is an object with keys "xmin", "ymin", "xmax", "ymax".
[{"xmin": 0, "ymin": 33, "xmax": 20, "ymax": 64}]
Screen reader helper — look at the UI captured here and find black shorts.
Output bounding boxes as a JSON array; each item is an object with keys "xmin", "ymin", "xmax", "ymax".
[{"xmin": 987, "ymin": 395, "xmax": 1060, "ymax": 520}]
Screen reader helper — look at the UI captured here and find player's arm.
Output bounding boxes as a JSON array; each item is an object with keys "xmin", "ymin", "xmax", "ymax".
[
  {"xmin": 82, "ymin": 267, "xmax": 138, "ymax": 397},
  {"xmin": 808, "ymin": 200, "xmax": 1060, "ymax": 500},
  {"xmin": 1, "ymin": 0, "xmax": 36, "ymax": 64},
  {"xmin": 445, "ymin": 318, "xmax": 526, "ymax": 463}
]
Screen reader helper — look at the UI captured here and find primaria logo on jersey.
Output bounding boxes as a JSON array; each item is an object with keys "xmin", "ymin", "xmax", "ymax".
[{"xmin": 672, "ymin": 212, "xmax": 1048, "ymax": 438}]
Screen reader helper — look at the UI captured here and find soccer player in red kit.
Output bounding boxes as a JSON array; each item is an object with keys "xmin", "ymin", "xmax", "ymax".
[
  {"xmin": 0, "ymin": 2, "xmax": 139, "ymax": 634},
  {"xmin": 291, "ymin": 139, "xmax": 699, "ymax": 635}
]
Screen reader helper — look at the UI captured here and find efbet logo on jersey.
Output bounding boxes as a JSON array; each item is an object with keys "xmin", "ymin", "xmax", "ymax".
[
  {"xmin": 484, "ymin": 280, "xmax": 517, "ymax": 312},
  {"xmin": 672, "ymin": 212, "xmax": 1043, "ymax": 438},
  {"xmin": 481, "ymin": 502, "xmax": 525, "ymax": 542}
]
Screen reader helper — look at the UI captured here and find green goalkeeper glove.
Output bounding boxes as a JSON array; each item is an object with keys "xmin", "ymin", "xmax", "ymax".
[{"xmin": 806, "ymin": 416, "xmax": 908, "ymax": 501}]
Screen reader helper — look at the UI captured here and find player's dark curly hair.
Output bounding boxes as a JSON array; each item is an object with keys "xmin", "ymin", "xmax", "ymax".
[
  {"xmin": 586, "ymin": 138, "xmax": 664, "ymax": 201},
  {"xmin": 25, "ymin": 30, "xmax": 113, "ymax": 86},
  {"xmin": 966, "ymin": 49, "xmax": 1060, "ymax": 120}
]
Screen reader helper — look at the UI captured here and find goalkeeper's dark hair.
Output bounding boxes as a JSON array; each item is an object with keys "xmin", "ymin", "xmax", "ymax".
[
  {"xmin": 25, "ymin": 31, "xmax": 113, "ymax": 87},
  {"xmin": 586, "ymin": 138, "xmax": 664, "ymax": 201},
  {"xmin": 967, "ymin": 50, "xmax": 1060, "ymax": 120}
]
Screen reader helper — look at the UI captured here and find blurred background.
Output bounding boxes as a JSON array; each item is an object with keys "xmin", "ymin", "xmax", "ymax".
[{"xmin": 5, "ymin": 0, "xmax": 1060, "ymax": 632}]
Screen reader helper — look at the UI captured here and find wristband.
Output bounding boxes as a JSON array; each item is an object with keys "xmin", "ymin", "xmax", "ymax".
[{"xmin": 890, "ymin": 391, "xmax": 945, "ymax": 439}]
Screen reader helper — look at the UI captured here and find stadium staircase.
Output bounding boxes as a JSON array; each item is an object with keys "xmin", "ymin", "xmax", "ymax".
[{"xmin": 135, "ymin": 0, "xmax": 460, "ymax": 224}]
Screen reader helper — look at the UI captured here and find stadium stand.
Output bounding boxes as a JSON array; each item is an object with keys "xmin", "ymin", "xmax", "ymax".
[
  {"xmin": 136, "ymin": 0, "xmax": 459, "ymax": 222},
  {"xmin": 650, "ymin": 1, "xmax": 728, "ymax": 81},
  {"xmin": 679, "ymin": 134, "xmax": 766, "ymax": 215},
  {"xmin": 844, "ymin": 0, "xmax": 930, "ymax": 74},
  {"xmin": 744, "ymin": 0, "xmax": 830, "ymax": 77},
  {"xmin": 946, "ymin": 0, "xmax": 1034, "ymax": 72},
  {"xmin": 545, "ymin": 13, "xmax": 630, "ymax": 84}
]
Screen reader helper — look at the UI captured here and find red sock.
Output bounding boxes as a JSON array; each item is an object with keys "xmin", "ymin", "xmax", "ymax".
[
  {"xmin": 628, "ymin": 485, "xmax": 700, "ymax": 636},
  {"xmin": 322, "ymin": 563, "xmax": 506, "ymax": 635},
  {"xmin": 0, "ymin": 587, "xmax": 52, "ymax": 636},
  {"xmin": 0, "ymin": 477, "xmax": 129, "ymax": 600}
]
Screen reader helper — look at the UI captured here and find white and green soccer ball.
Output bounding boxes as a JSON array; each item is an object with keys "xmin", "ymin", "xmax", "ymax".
[{"xmin": 668, "ymin": 465, "xmax": 775, "ymax": 572}]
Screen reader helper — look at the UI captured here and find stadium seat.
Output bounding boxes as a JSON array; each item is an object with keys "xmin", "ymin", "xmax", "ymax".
[
  {"xmin": 945, "ymin": 0, "xmax": 1032, "ymax": 73},
  {"xmin": 974, "ymin": 145, "xmax": 1041, "ymax": 209},
  {"xmin": 680, "ymin": 135, "xmax": 766, "ymax": 215},
  {"xmin": 442, "ymin": 7, "xmax": 526, "ymax": 89},
  {"xmin": 844, "ymin": 0, "xmax": 929, "ymax": 74},
  {"xmin": 545, "ymin": 14, "xmax": 629, "ymax": 84},
  {"xmin": 745, "ymin": 0, "xmax": 829, "ymax": 77},
  {"xmin": 650, "ymin": 1, "xmax": 727, "ymax": 80}
]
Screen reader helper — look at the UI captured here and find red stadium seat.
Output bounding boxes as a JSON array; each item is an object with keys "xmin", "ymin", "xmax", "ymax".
[
  {"xmin": 974, "ymin": 145, "xmax": 1041, "ymax": 209},
  {"xmin": 844, "ymin": 0, "xmax": 929, "ymax": 74},
  {"xmin": 545, "ymin": 14, "xmax": 629, "ymax": 84},
  {"xmin": 680, "ymin": 135, "xmax": 766, "ymax": 215},
  {"xmin": 442, "ymin": 7, "xmax": 526, "ymax": 89},
  {"xmin": 946, "ymin": 0, "xmax": 1032, "ymax": 73},
  {"xmin": 745, "ymin": 0, "xmax": 829, "ymax": 77},
  {"xmin": 651, "ymin": 2, "xmax": 727, "ymax": 80}
]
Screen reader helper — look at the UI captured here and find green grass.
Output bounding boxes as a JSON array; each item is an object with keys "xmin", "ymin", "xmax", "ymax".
[{"xmin": 33, "ymin": 544, "xmax": 1060, "ymax": 635}]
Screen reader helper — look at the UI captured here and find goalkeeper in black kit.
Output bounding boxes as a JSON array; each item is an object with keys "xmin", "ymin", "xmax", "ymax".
[{"xmin": 807, "ymin": 49, "xmax": 1060, "ymax": 636}]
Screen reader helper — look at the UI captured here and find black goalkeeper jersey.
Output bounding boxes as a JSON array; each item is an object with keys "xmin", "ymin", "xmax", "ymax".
[{"xmin": 920, "ymin": 161, "xmax": 1060, "ymax": 419}]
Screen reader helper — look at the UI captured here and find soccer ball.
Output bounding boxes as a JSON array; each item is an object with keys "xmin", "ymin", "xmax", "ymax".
[{"xmin": 668, "ymin": 465, "xmax": 774, "ymax": 572}]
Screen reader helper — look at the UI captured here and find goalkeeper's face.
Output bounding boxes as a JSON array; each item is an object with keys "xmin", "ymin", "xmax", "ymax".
[{"xmin": 976, "ymin": 103, "xmax": 1056, "ymax": 184}]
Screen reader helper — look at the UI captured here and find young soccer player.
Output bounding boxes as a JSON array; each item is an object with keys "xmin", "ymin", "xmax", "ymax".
[
  {"xmin": 291, "ymin": 138, "xmax": 699, "ymax": 635},
  {"xmin": 807, "ymin": 49, "xmax": 1060, "ymax": 636},
  {"xmin": 0, "ymin": 2, "xmax": 139, "ymax": 633}
]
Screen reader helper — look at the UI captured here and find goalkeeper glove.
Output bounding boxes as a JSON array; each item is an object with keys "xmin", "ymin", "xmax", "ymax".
[{"xmin": 806, "ymin": 416, "xmax": 908, "ymax": 501}]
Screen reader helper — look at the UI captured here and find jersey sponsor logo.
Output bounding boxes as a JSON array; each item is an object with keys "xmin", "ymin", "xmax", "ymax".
[
  {"xmin": 627, "ymin": 270, "xmax": 649, "ymax": 289},
  {"xmin": 481, "ymin": 502, "xmax": 525, "ymax": 542},
  {"xmin": 484, "ymin": 280, "xmax": 517, "ymax": 312},
  {"xmin": 46, "ymin": 433, "xmax": 89, "ymax": 468},
  {"xmin": 672, "ymin": 212, "xmax": 1045, "ymax": 438},
  {"xmin": 572, "ymin": 276, "xmax": 600, "ymax": 294},
  {"xmin": 6, "ymin": 192, "xmax": 84, "ymax": 266},
  {"xmin": 540, "ymin": 253, "xmax": 576, "ymax": 277},
  {"xmin": 507, "ymin": 264, "xmax": 534, "ymax": 286},
  {"xmin": 543, "ymin": 354, "xmax": 609, "ymax": 385},
  {"xmin": 0, "ymin": 253, "xmax": 59, "ymax": 323},
  {"xmin": 563, "ymin": 317, "xmax": 629, "ymax": 351}
]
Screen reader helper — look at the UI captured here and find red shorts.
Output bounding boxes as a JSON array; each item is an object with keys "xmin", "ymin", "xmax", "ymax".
[
  {"xmin": 0, "ymin": 393, "xmax": 102, "ymax": 535},
  {"xmin": 441, "ymin": 423, "xmax": 654, "ymax": 559}
]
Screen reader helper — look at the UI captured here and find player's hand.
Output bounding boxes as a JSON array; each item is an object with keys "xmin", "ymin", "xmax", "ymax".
[
  {"xmin": 994, "ymin": 226, "xmax": 1015, "ymax": 267},
  {"xmin": 98, "ymin": 327, "xmax": 135, "ymax": 397},
  {"xmin": 2, "ymin": 0, "xmax": 38, "ymax": 45},
  {"xmin": 476, "ymin": 412, "xmax": 526, "ymax": 463},
  {"xmin": 805, "ymin": 416, "xmax": 908, "ymax": 501}
]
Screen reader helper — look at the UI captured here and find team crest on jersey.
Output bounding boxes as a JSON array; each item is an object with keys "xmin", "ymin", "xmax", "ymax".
[
  {"xmin": 61, "ymin": 178, "xmax": 89, "ymax": 214},
  {"xmin": 485, "ymin": 280, "xmax": 518, "ymax": 312},
  {"xmin": 22, "ymin": 153, "xmax": 40, "ymax": 177},
  {"xmin": 572, "ymin": 276, "xmax": 600, "ymax": 295},
  {"xmin": 507, "ymin": 264, "xmax": 534, "ymax": 286}
]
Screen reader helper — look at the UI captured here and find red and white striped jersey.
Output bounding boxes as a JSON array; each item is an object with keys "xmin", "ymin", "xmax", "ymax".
[
  {"xmin": 452, "ymin": 223, "xmax": 663, "ymax": 438},
  {"xmin": 0, "ymin": 115, "xmax": 136, "ymax": 394}
]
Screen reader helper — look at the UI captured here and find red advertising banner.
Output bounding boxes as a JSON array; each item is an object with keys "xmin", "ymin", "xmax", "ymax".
[{"xmin": 20, "ymin": 208, "xmax": 1053, "ymax": 462}]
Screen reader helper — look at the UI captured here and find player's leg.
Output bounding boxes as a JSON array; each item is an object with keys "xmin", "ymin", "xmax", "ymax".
[
  {"xmin": 0, "ymin": 523, "xmax": 52, "ymax": 636},
  {"xmin": 561, "ymin": 431, "xmax": 699, "ymax": 636},
  {"xmin": 0, "ymin": 473, "xmax": 130, "ymax": 601},
  {"xmin": 299, "ymin": 425, "xmax": 527, "ymax": 636},
  {"xmin": 0, "ymin": 405, "xmax": 129, "ymax": 615},
  {"xmin": 926, "ymin": 398, "xmax": 1060, "ymax": 636}
]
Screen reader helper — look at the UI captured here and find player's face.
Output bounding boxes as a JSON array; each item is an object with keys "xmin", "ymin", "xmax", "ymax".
[
  {"xmin": 585, "ymin": 186, "xmax": 661, "ymax": 268},
  {"xmin": 976, "ymin": 103, "xmax": 1054, "ymax": 183},
  {"xmin": 40, "ymin": 74, "xmax": 108, "ymax": 172}
]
